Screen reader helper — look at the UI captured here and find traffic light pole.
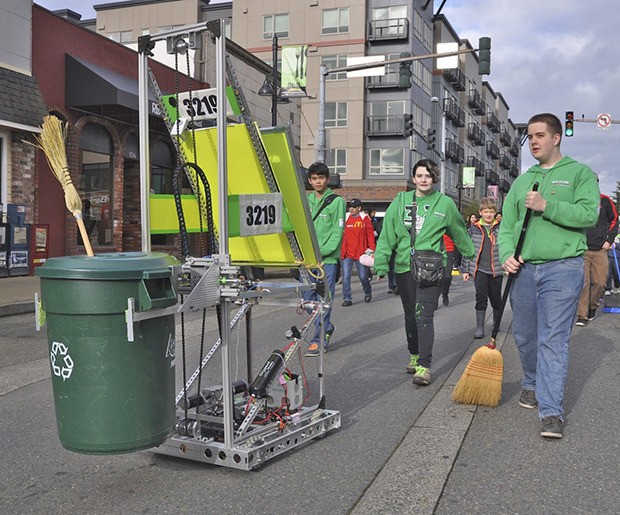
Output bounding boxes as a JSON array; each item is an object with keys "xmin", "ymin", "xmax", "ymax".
[{"xmin": 316, "ymin": 47, "xmax": 480, "ymax": 162}]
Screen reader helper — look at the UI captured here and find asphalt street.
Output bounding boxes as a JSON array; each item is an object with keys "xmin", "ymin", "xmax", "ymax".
[{"xmin": 0, "ymin": 274, "xmax": 619, "ymax": 514}]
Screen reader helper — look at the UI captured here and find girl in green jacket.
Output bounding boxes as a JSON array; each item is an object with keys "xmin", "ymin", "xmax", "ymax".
[{"xmin": 374, "ymin": 159, "xmax": 475, "ymax": 385}]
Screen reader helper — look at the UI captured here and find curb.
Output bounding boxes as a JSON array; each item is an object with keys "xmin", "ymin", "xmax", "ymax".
[{"xmin": 0, "ymin": 302, "xmax": 35, "ymax": 318}]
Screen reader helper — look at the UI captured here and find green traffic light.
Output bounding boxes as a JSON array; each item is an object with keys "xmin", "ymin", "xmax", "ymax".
[{"xmin": 565, "ymin": 128, "xmax": 574, "ymax": 137}]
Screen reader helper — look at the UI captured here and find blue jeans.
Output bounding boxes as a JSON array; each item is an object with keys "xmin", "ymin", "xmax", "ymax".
[
  {"xmin": 302, "ymin": 263, "xmax": 337, "ymax": 345},
  {"xmin": 341, "ymin": 257, "xmax": 371, "ymax": 301},
  {"xmin": 509, "ymin": 256, "xmax": 584, "ymax": 419}
]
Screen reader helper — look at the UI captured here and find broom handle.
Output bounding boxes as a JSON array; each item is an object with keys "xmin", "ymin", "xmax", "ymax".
[
  {"xmin": 75, "ymin": 217, "xmax": 95, "ymax": 257},
  {"xmin": 490, "ymin": 181, "xmax": 539, "ymax": 341}
]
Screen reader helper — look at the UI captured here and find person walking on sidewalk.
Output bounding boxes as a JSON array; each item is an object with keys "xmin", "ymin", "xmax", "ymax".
[
  {"xmin": 575, "ymin": 189, "xmax": 618, "ymax": 326},
  {"xmin": 340, "ymin": 198, "xmax": 375, "ymax": 306},
  {"xmin": 303, "ymin": 162, "xmax": 346, "ymax": 357},
  {"xmin": 374, "ymin": 159, "xmax": 475, "ymax": 386},
  {"xmin": 605, "ymin": 235, "xmax": 620, "ymax": 295},
  {"xmin": 461, "ymin": 197, "xmax": 503, "ymax": 339},
  {"xmin": 498, "ymin": 113, "xmax": 599, "ymax": 439}
]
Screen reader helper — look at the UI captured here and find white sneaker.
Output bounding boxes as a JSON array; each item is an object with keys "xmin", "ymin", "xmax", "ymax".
[
  {"xmin": 613, "ymin": 288, "xmax": 620, "ymax": 294},
  {"xmin": 604, "ymin": 290, "xmax": 611, "ymax": 296}
]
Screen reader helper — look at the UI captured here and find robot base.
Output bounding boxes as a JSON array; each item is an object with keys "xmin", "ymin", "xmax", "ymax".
[{"xmin": 153, "ymin": 408, "xmax": 340, "ymax": 470}]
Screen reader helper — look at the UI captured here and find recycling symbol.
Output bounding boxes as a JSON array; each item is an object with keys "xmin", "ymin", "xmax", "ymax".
[{"xmin": 50, "ymin": 341, "xmax": 74, "ymax": 381}]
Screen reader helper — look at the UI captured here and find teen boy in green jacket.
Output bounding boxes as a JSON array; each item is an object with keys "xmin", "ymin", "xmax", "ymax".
[
  {"xmin": 498, "ymin": 112, "xmax": 599, "ymax": 439},
  {"xmin": 303, "ymin": 162, "xmax": 346, "ymax": 357},
  {"xmin": 374, "ymin": 159, "xmax": 475, "ymax": 385}
]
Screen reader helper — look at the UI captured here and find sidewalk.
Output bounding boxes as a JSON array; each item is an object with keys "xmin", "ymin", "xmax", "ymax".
[{"xmin": 0, "ymin": 275, "xmax": 40, "ymax": 317}]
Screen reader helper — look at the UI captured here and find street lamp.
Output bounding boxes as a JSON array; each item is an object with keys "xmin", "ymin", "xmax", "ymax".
[{"xmin": 257, "ymin": 34, "xmax": 290, "ymax": 127}]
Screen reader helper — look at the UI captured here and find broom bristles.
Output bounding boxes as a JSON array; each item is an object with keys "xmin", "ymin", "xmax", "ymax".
[
  {"xmin": 35, "ymin": 115, "xmax": 93, "ymax": 257},
  {"xmin": 35, "ymin": 116, "xmax": 83, "ymax": 213},
  {"xmin": 452, "ymin": 346, "xmax": 503, "ymax": 407}
]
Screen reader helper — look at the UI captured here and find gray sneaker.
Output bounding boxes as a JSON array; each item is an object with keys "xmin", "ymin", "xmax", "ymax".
[
  {"xmin": 519, "ymin": 389, "xmax": 537, "ymax": 409},
  {"xmin": 540, "ymin": 416, "xmax": 564, "ymax": 438}
]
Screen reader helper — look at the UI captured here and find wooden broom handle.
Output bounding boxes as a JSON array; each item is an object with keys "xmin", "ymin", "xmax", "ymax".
[
  {"xmin": 489, "ymin": 181, "xmax": 539, "ymax": 345},
  {"xmin": 76, "ymin": 217, "xmax": 95, "ymax": 257}
]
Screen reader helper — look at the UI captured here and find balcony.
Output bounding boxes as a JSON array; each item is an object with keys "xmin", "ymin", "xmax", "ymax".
[
  {"xmin": 486, "ymin": 140, "xmax": 500, "ymax": 159},
  {"xmin": 455, "ymin": 106, "xmax": 466, "ymax": 127},
  {"xmin": 500, "ymin": 129, "xmax": 513, "ymax": 147},
  {"xmin": 510, "ymin": 164, "xmax": 520, "ymax": 178},
  {"xmin": 467, "ymin": 156, "xmax": 484, "ymax": 176},
  {"xmin": 500, "ymin": 179, "xmax": 511, "ymax": 193},
  {"xmin": 486, "ymin": 111, "xmax": 500, "ymax": 133},
  {"xmin": 366, "ymin": 64, "xmax": 399, "ymax": 89},
  {"xmin": 509, "ymin": 141, "xmax": 520, "ymax": 157},
  {"xmin": 443, "ymin": 97, "xmax": 459, "ymax": 122},
  {"xmin": 366, "ymin": 114, "xmax": 406, "ymax": 137},
  {"xmin": 445, "ymin": 138, "xmax": 464, "ymax": 163},
  {"xmin": 467, "ymin": 89, "xmax": 485, "ymax": 115},
  {"xmin": 467, "ymin": 122, "xmax": 485, "ymax": 146},
  {"xmin": 486, "ymin": 170, "xmax": 500, "ymax": 185},
  {"xmin": 500, "ymin": 153, "xmax": 512, "ymax": 170},
  {"xmin": 442, "ymin": 68, "xmax": 466, "ymax": 91},
  {"xmin": 368, "ymin": 18, "xmax": 409, "ymax": 41}
]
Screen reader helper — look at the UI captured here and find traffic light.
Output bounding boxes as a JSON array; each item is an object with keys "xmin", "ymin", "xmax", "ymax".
[
  {"xmin": 565, "ymin": 111, "xmax": 574, "ymax": 137},
  {"xmin": 398, "ymin": 52, "xmax": 413, "ymax": 89},
  {"xmin": 426, "ymin": 128, "xmax": 436, "ymax": 149},
  {"xmin": 403, "ymin": 114, "xmax": 414, "ymax": 137},
  {"xmin": 478, "ymin": 37, "xmax": 491, "ymax": 75}
]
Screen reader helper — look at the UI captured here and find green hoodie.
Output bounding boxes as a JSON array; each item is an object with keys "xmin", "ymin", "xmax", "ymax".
[
  {"xmin": 374, "ymin": 190, "xmax": 475, "ymax": 276},
  {"xmin": 307, "ymin": 187, "xmax": 346, "ymax": 264},
  {"xmin": 498, "ymin": 156, "xmax": 599, "ymax": 264}
]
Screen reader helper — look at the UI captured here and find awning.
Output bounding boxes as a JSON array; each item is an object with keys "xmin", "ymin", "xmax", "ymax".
[{"xmin": 65, "ymin": 54, "xmax": 160, "ymax": 117}]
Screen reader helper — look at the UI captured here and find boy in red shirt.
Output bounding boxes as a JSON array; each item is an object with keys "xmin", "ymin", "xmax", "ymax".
[{"xmin": 340, "ymin": 199, "xmax": 375, "ymax": 306}]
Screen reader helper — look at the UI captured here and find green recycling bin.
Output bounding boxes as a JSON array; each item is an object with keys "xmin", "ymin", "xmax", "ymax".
[{"xmin": 36, "ymin": 252, "xmax": 179, "ymax": 454}]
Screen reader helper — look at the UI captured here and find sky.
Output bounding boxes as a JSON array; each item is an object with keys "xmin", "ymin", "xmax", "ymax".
[
  {"xmin": 36, "ymin": 0, "xmax": 618, "ymax": 198},
  {"xmin": 441, "ymin": 0, "xmax": 619, "ymax": 198}
]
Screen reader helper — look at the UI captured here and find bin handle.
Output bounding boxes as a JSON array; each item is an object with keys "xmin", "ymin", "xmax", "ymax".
[{"xmin": 143, "ymin": 270, "xmax": 170, "ymax": 280}]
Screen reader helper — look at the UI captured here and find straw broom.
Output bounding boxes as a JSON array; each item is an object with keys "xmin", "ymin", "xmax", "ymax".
[
  {"xmin": 452, "ymin": 182, "xmax": 539, "ymax": 407},
  {"xmin": 34, "ymin": 116, "xmax": 94, "ymax": 257}
]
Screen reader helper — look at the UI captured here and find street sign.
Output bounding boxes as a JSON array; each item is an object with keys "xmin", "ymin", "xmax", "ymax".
[{"xmin": 597, "ymin": 113, "xmax": 611, "ymax": 130}]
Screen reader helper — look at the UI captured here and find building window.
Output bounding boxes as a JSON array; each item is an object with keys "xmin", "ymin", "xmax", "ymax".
[
  {"xmin": 81, "ymin": 155, "xmax": 113, "ymax": 246},
  {"xmin": 263, "ymin": 14, "xmax": 289, "ymax": 39},
  {"xmin": 370, "ymin": 100, "xmax": 405, "ymax": 117},
  {"xmin": 322, "ymin": 8, "xmax": 349, "ymax": 35},
  {"xmin": 108, "ymin": 30, "xmax": 133, "ymax": 43},
  {"xmin": 371, "ymin": 5, "xmax": 407, "ymax": 37},
  {"xmin": 325, "ymin": 149, "xmax": 347, "ymax": 175},
  {"xmin": 412, "ymin": 61, "xmax": 432, "ymax": 95},
  {"xmin": 79, "ymin": 123, "xmax": 113, "ymax": 247},
  {"xmin": 322, "ymin": 55, "xmax": 348, "ymax": 80},
  {"xmin": 413, "ymin": 12, "xmax": 433, "ymax": 51},
  {"xmin": 369, "ymin": 148, "xmax": 405, "ymax": 175},
  {"xmin": 325, "ymin": 101, "xmax": 348, "ymax": 127}
]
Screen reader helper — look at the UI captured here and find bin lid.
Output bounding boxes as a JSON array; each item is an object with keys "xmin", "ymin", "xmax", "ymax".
[{"xmin": 35, "ymin": 252, "xmax": 179, "ymax": 280}]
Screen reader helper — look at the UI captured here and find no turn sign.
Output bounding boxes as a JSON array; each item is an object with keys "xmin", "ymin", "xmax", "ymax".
[{"xmin": 597, "ymin": 113, "xmax": 611, "ymax": 130}]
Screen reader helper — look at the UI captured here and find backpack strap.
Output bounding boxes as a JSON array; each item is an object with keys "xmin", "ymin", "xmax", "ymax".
[{"xmin": 312, "ymin": 193, "xmax": 339, "ymax": 221}]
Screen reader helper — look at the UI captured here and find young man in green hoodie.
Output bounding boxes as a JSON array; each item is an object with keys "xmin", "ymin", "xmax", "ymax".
[
  {"xmin": 374, "ymin": 159, "xmax": 475, "ymax": 385},
  {"xmin": 498, "ymin": 113, "xmax": 599, "ymax": 439},
  {"xmin": 303, "ymin": 162, "xmax": 346, "ymax": 357}
]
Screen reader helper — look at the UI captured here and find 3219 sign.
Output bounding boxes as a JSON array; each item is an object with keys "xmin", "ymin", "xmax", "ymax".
[{"xmin": 239, "ymin": 193, "xmax": 283, "ymax": 237}]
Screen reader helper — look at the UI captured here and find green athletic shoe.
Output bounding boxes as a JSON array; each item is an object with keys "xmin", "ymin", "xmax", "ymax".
[
  {"xmin": 412, "ymin": 366, "xmax": 431, "ymax": 386},
  {"xmin": 406, "ymin": 354, "xmax": 419, "ymax": 374}
]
